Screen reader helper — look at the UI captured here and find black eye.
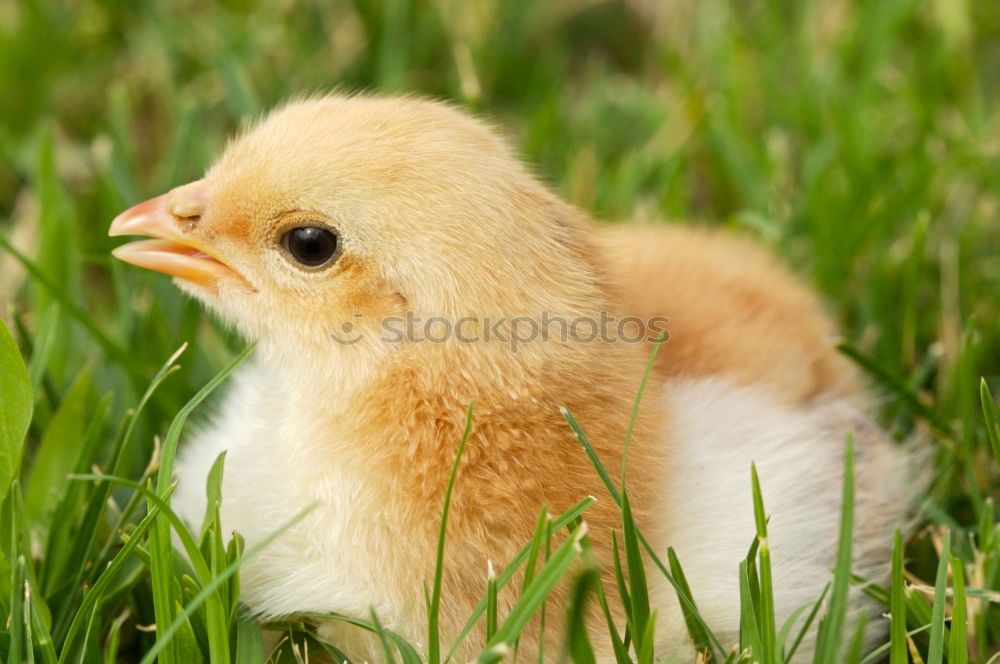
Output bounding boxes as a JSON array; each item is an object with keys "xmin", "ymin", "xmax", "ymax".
[{"xmin": 283, "ymin": 226, "xmax": 339, "ymax": 267}]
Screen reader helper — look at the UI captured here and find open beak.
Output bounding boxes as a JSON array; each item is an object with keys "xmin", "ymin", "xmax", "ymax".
[{"xmin": 109, "ymin": 184, "xmax": 252, "ymax": 292}]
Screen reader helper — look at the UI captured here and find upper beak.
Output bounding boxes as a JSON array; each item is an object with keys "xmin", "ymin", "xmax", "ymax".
[{"xmin": 108, "ymin": 182, "xmax": 252, "ymax": 292}]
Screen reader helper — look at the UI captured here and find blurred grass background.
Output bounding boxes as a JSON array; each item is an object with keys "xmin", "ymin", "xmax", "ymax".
[{"xmin": 0, "ymin": 0, "xmax": 998, "ymax": 660}]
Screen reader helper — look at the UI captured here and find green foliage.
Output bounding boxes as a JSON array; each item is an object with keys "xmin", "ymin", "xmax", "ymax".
[
  {"xmin": 814, "ymin": 436, "xmax": 856, "ymax": 664},
  {"xmin": 0, "ymin": 320, "xmax": 31, "ymax": 503},
  {"xmin": 428, "ymin": 402, "xmax": 474, "ymax": 664},
  {"xmin": 889, "ymin": 531, "xmax": 907, "ymax": 664},
  {"xmin": 1, "ymin": 0, "xmax": 998, "ymax": 661}
]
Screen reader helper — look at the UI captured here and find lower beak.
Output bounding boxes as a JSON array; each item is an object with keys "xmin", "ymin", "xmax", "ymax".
[{"xmin": 109, "ymin": 188, "xmax": 252, "ymax": 291}]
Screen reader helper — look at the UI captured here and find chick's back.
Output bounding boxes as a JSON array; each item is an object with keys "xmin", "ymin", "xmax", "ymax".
[{"xmin": 598, "ymin": 224, "xmax": 859, "ymax": 406}]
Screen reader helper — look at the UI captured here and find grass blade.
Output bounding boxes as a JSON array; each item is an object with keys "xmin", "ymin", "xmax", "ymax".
[
  {"xmin": 562, "ymin": 407, "xmax": 725, "ymax": 658},
  {"xmin": 780, "ymin": 583, "xmax": 829, "ymax": 664},
  {"xmin": 302, "ymin": 612, "xmax": 422, "ymax": 664},
  {"xmin": 428, "ymin": 401, "xmax": 474, "ymax": 664},
  {"xmin": 235, "ymin": 610, "xmax": 265, "ymax": 664},
  {"xmin": 610, "ymin": 530, "xmax": 633, "ymax": 649},
  {"xmin": 57, "ymin": 495, "xmax": 165, "ymax": 662},
  {"xmin": 0, "ymin": 319, "xmax": 32, "ymax": 503},
  {"xmin": 981, "ymin": 378, "xmax": 1000, "ymax": 466},
  {"xmin": 620, "ymin": 332, "xmax": 665, "ymax": 487},
  {"xmin": 738, "ymin": 559, "xmax": 762, "ymax": 655},
  {"xmin": 948, "ymin": 555, "xmax": 968, "ymax": 664},
  {"xmin": 859, "ymin": 624, "xmax": 936, "ymax": 664},
  {"xmin": 24, "ymin": 367, "xmax": 91, "ymax": 523},
  {"xmin": 564, "ymin": 567, "xmax": 598, "ymax": 664},
  {"xmin": 444, "ymin": 495, "xmax": 596, "ymax": 661},
  {"xmin": 578, "ymin": 531, "xmax": 632, "ymax": 664},
  {"xmin": 668, "ymin": 547, "xmax": 713, "ymax": 661},
  {"xmin": 138, "ymin": 502, "xmax": 316, "ymax": 664},
  {"xmin": 472, "ymin": 523, "xmax": 588, "ymax": 663},
  {"xmin": 146, "ymin": 342, "xmax": 253, "ymax": 663},
  {"xmin": 842, "ymin": 609, "xmax": 870, "ymax": 664},
  {"xmin": 750, "ymin": 463, "xmax": 777, "ymax": 664},
  {"xmin": 814, "ymin": 434, "xmax": 855, "ymax": 664},
  {"xmin": 636, "ymin": 610, "xmax": 656, "ymax": 664},
  {"xmin": 522, "ymin": 505, "xmax": 550, "ymax": 595},
  {"xmin": 486, "ymin": 561, "xmax": 498, "ymax": 641},
  {"xmin": 155, "ymin": 342, "xmax": 255, "ymax": 495},
  {"xmin": 926, "ymin": 531, "xmax": 951, "ymax": 664},
  {"xmin": 889, "ymin": 530, "xmax": 907, "ymax": 664},
  {"xmin": 621, "ymin": 490, "xmax": 651, "ymax": 656},
  {"xmin": 102, "ymin": 611, "xmax": 128, "ymax": 664},
  {"xmin": 562, "ymin": 407, "xmax": 620, "ymax": 504},
  {"xmin": 371, "ymin": 608, "xmax": 400, "ymax": 664}
]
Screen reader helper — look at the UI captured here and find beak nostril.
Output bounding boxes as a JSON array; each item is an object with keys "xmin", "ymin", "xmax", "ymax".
[
  {"xmin": 174, "ymin": 214, "xmax": 201, "ymax": 232},
  {"xmin": 167, "ymin": 199, "xmax": 205, "ymax": 229},
  {"xmin": 165, "ymin": 181, "xmax": 211, "ymax": 224}
]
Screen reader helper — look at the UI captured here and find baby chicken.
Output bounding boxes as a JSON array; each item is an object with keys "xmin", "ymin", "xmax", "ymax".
[{"xmin": 109, "ymin": 94, "xmax": 920, "ymax": 661}]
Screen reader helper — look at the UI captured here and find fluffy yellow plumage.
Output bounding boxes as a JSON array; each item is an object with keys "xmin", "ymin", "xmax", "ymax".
[{"xmin": 109, "ymin": 94, "xmax": 920, "ymax": 661}]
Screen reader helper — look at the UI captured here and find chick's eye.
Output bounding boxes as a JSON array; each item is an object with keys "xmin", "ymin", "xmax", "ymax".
[{"xmin": 283, "ymin": 226, "xmax": 339, "ymax": 267}]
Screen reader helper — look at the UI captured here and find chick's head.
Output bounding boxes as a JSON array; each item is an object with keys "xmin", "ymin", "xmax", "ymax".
[{"xmin": 110, "ymin": 95, "xmax": 603, "ymax": 357}]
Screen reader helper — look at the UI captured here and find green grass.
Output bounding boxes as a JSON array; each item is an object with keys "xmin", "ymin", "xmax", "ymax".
[{"xmin": 1, "ymin": 0, "xmax": 999, "ymax": 661}]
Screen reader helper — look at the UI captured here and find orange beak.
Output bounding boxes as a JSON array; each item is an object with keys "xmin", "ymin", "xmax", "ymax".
[{"xmin": 108, "ymin": 183, "xmax": 252, "ymax": 292}]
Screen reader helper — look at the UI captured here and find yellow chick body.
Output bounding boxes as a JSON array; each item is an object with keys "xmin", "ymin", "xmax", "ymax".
[{"xmin": 109, "ymin": 94, "xmax": 921, "ymax": 662}]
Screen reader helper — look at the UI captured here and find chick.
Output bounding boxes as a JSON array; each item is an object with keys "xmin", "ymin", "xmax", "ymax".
[{"xmin": 109, "ymin": 94, "xmax": 920, "ymax": 661}]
